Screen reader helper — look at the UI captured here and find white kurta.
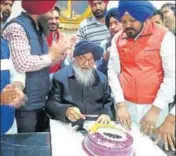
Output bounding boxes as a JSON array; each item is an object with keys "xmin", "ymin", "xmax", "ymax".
[{"xmin": 108, "ymin": 29, "xmax": 175, "ymax": 127}]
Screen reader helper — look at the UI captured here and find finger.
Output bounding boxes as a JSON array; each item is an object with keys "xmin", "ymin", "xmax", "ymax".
[
  {"xmin": 164, "ymin": 134, "xmax": 169, "ymax": 151},
  {"xmin": 126, "ymin": 118, "xmax": 132, "ymax": 130},
  {"xmin": 80, "ymin": 114, "xmax": 86, "ymax": 120},
  {"xmin": 147, "ymin": 125, "xmax": 155, "ymax": 136},
  {"xmin": 74, "ymin": 110, "xmax": 83, "ymax": 120},
  {"xmin": 140, "ymin": 124, "xmax": 146, "ymax": 135},
  {"xmin": 70, "ymin": 110, "xmax": 80, "ymax": 120},
  {"xmin": 171, "ymin": 134, "xmax": 175, "ymax": 145},
  {"xmin": 167, "ymin": 135, "xmax": 175, "ymax": 151},
  {"xmin": 143, "ymin": 126, "xmax": 150, "ymax": 136},
  {"xmin": 96, "ymin": 117, "xmax": 102, "ymax": 124},
  {"xmin": 68, "ymin": 114, "xmax": 77, "ymax": 122},
  {"xmin": 120, "ymin": 118, "xmax": 129, "ymax": 130},
  {"xmin": 153, "ymin": 134, "xmax": 161, "ymax": 145}
]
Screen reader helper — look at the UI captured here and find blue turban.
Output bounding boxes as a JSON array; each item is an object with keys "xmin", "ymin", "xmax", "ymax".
[
  {"xmin": 118, "ymin": 1, "xmax": 155, "ymax": 22},
  {"xmin": 105, "ymin": 7, "xmax": 120, "ymax": 28},
  {"xmin": 73, "ymin": 40, "xmax": 103, "ymax": 61}
]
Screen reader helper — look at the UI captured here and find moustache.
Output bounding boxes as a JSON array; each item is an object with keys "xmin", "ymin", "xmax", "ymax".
[
  {"xmin": 125, "ymin": 28, "xmax": 136, "ymax": 32},
  {"xmin": 95, "ymin": 10, "xmax": 103, "ymax": 13}
]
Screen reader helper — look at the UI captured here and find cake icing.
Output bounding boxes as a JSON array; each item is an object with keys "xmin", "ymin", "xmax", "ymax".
[{"xmin": 83, "ymin": 123, "xmax": 134, "ymax": 156}]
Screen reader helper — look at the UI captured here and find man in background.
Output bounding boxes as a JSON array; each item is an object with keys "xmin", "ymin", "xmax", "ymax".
[
  {"xmin": 0, "ymin": 0, "xmax": 14, "ymax": 29},
  {"xmin": 150, "ymin": 9, "xmax": 164, "ymax": 25},
  {"xmin": 161, "ymin": 3, "xmax": 175, "ymax": 35},
  {"xmin": 97, "ymin": 7, "xmax": 122, "ymax": 74},
  {"xmin": 77, "ymin": 0, "xmax": 110, "ymax": 49}
]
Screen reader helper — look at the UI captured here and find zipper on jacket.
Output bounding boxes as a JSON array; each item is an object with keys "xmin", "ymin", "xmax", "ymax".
[{"xmin": 133, "ymin": 40, "xmax": 138, "ymax": 103}]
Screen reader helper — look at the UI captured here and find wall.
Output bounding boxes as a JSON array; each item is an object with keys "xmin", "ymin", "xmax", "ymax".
[{"xmin": 10, "ymin": 0, "xmax": 175, "ymax": 35}]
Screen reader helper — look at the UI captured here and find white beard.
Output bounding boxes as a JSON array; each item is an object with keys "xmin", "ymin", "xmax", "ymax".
[{"xmin": 73, "ymin": 64, "xmax": 96, "ymax": 87}]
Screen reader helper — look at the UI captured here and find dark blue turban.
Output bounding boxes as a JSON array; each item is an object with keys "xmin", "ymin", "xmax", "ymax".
[
  {"xmin": 118, "ymin": 1, "xmax": 155, "ymax": 22},
  {"xmin": 73, "ymin": 40, "xmax": 103, "ymax": 61},
  {"xmin": 105, "ymin": 7, "xmax": 120, "ymax": 28}
]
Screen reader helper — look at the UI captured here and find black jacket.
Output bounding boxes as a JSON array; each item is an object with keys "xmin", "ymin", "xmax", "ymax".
[{"xmin": 45, "ymin": 65, "xmax": 114, "ymax": 123}]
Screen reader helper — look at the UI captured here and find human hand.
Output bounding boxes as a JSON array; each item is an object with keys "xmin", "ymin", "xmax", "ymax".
[
  {"xmin": 103, "ymin": 51, "xmax": 110, "ymax": 61},
  {"xmin": 48, "ymin": 34, "xmax": 72, "ymax": 63},
  {"xmin": 1, "ymin": 84, "xmax": 26, "ymax": 108},
  {"xmin": 116, "ymin": 102, "xmax": 131, "ymax": 130},
  {"xmin": 140, "ymin": 105, "xmax": 160, "ymax": 136},
  {"xmin": 96, "ymin": 114, "xmax": 111, "ymax": 124},
  {"xmin": 154, "ymin": 114, "xmax": 175, "ymax": 151},
  {"xmin": 66, "ymin": 107, "xmax": 86, "ymax": 122}
]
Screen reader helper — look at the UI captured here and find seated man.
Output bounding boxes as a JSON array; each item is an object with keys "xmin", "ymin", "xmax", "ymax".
[{"xmin": 46, "ymin": 40, "xmax": 114, "ymax": 124}]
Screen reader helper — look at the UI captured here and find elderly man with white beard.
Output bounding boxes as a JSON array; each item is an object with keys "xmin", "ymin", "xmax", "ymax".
[{"xmin": 45, "ymin": 40, "xmax": 114, "ymax": 124}]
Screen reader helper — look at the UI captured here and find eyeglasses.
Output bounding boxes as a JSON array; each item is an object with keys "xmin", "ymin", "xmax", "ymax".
[{"xmin": 78, "ymin": 56, "xmax": 95, "ymax": 66}]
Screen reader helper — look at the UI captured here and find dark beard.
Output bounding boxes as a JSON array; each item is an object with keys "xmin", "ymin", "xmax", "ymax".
[
  {"xmin": 37, "ymin": 15, "xmax": 50, "ymax": 37},
  {"xmin": 93, "ymin": 8, "xmax": 107, "ymax": 19},
  {"xmin": 2, "ymin": 12, "xmax": 10, "ymax": 23}
]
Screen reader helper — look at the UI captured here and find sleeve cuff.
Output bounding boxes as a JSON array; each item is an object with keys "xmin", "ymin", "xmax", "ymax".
[
  {"xmin": 170, "ymin": 106, "xmax": 175, "ymax": 116},
  {"xmin": 41, "ymin": 55, "xmax": 52, "ymax": 65},
  {"xmin": 114, "ymin": 95, "xmax": 125, "ymax": 105},
  {"xmin": 152, "ymin": 98, "xmax": 167, "ymax": 110}
]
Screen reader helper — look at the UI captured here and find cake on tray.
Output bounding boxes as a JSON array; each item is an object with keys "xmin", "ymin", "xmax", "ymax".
[{"xmin": 83, "ymin": 123, "xmax": 134, "ymax": 156}]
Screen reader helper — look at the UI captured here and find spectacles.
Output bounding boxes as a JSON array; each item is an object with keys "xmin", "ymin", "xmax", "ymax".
[{"xmin": 78, "ymin": 56, "xmax": 95, "ymax": 66}]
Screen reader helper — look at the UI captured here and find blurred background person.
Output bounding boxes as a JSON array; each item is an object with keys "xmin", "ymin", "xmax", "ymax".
[
  {"xmin": 96, "ymin": 7, "xmax": 122, "ymax": 75},
  {"xmin": 0, "ymin": 0, "xmax": 15, "ymax": 29},
  {"xmin": 161, "ymin": 2, "xmax": 175, "ymax": 35},
  {"xmin": 77, "ymin": 0, "xmax": 110, "ymax": 48},
  {"xmin": 150, "ymin": 9, "xmax": 164, "ymax": 25}
]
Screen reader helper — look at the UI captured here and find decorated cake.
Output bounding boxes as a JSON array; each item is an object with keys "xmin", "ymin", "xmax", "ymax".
[{"xmin": 83, "ymin": 123, "xmax": 134, "ymax": 156}]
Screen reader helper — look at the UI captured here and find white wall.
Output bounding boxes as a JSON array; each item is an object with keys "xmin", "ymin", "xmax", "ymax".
[{"xmin": 10, "ymin": 1, "xmax": 22, "ymax": 19}]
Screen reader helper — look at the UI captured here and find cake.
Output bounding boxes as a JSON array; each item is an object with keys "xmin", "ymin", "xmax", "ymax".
[{"xmin": 82, "ymin": 123, "xmax": 134, "ymax": 156}]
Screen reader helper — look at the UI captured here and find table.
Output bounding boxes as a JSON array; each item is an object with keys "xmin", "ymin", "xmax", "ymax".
[
  {"xmin": 50, "ymin": 120, "xmax": 175, "ymax": 156},
  {"xmin": 0, "ymin": 126, "xmax": 175, "ymax": 156}
]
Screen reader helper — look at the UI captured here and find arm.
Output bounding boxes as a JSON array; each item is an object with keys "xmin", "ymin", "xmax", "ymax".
[
  {"xmin": 107, "ymin": 35, "xmax": 125, "ymax": 105},
  {"xmin": 3, "ymin": 23, "xmax": 52, "ymax": 72},
  {"xmin": 152, "ymin": 31, "xmax": 175, "ymax": 110},
  {"xmin": 10, "ymin": 55, "xmax": 25, "ymax": 90},
  {"xmin": 96, "ymin": 58, "xmax": 108, "ymax": 74},
  {"xmin": 45, "ymin": 79, "xmax": 73, "ymax": 123}
]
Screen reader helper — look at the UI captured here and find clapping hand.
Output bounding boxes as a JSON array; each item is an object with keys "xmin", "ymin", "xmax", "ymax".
[{"xmin": 1, "ymin": 84, "xmax": 26, "ymax": 108}]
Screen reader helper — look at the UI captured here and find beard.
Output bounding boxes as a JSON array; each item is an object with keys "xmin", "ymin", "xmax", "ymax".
[
  {"xmin": 37, "ymin": 15, "xmax": 50, "ymax": 37},
  {"xmin": 73, "ymin": 63, "xmax": 96, "ymax": 88},
  {"xmin": 2, "ymin": 11, "xmax": 10, "ymax": 23},
  {"xmin": 93, "ymin": 8, "xmax": 107, "ymax": 19}
]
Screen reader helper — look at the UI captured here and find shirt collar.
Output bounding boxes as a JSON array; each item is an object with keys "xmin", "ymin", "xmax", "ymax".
[{"xmin": 92, "ymin": 16, "xmax": 104, "ymax": 25}]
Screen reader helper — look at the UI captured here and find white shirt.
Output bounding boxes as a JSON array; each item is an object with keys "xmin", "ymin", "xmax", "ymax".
[
  {"xmin": 170, "ymin": 105, "xmax": 175, "ymax": 116},
  {"xmin": 108, "ymin": 30, "xmax": 175, "ymax": 110},
  {"xmin": 1, "ymin": 56, "xmax": 25, "ymax": 87}
]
